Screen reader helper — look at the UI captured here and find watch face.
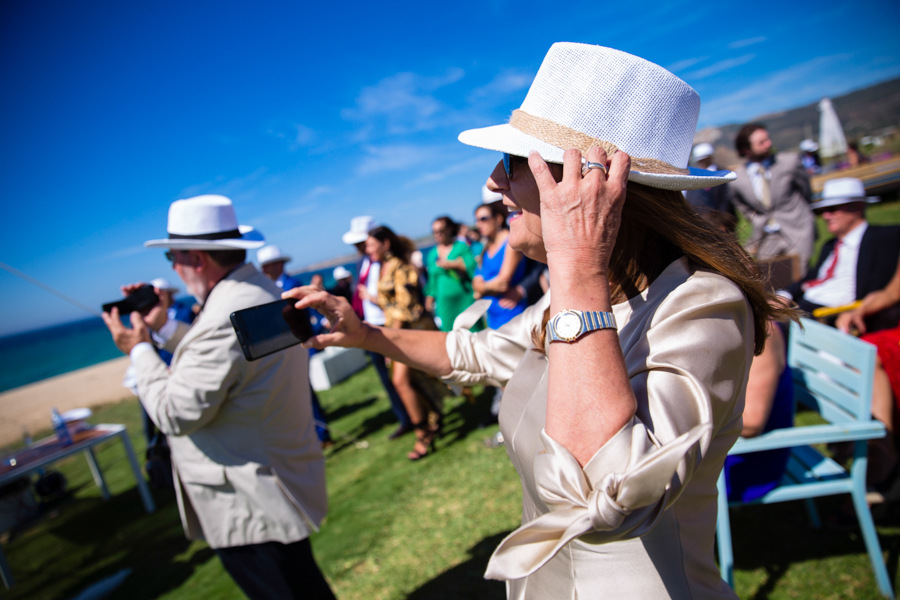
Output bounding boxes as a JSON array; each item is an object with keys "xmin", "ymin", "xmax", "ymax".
[{"xmin": 554, "ymin": 312, "xmax": 583, "ymax": 341}]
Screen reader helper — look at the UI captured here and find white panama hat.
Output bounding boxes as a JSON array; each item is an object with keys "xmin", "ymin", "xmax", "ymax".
[
  {"xmin": 149, "ymin": 278, "xmax": 179, "ymax": 293},
  {"xmin": 342, "ymin": 216, "xmax": 377, "ymax": 245},
  {"xmin": 257, "ymin": 245, "xmax": 291, "ymax": 267},
  {"xmin": 144, "ymin": 195, "xmax": 265, "ymax": 250},
  {"xmin": 333, "ymin": 266, "xmax": 352, "ymax": 280},
  {"xmin": 799, "ymin": 139, "xmax": 819, "ymax": 153},
  {"xmin": 482, "ymin": 184, "xmax": 503, "ymax": 204},
  {"xmin": 458, "ymin": 43, "xmax": 736, "ymax": 191},
  {"xmin": 692, "ymin": 143, "xmax": 715, "ymax": 162},
  {"xmin": 809, "ymin": 177, "xmax": 879, "ymax": 210}
]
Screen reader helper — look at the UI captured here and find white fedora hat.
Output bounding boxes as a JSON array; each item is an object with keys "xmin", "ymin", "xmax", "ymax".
[
  {"xmin": 458, "ymin": 43, "xmax": 736, "ymax": 191},
  {"xmin": 257, "ymin": 245, "xmax": 291, "ymax": 267},
  {"xmin": 333, "ymin": 266, "xmax": 352, "ymax": 280},
  {"xmin": 810, "ymin": 177, "xmax": 878, "ymax": 210},
  {"xmin": 149, "ymin": 278, "xmax": 179, "ymax": 293},
  {"xmin": 692, "ymin": 143, "xmax": 715, "ymax": 162},
  {"xmin": 145, "ymin": 195, "xmax": 265, "ymax": 250},
  {"xmin": 343, "ymin": 216, "xmax": 377, "ymax": 245},
  {"xmin": 482, "ymin": 184, "xmax": 503, "ymax": 204}
]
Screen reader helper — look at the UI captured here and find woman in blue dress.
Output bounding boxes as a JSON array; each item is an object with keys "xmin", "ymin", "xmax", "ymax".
[{"xmin": 474, "ymin": 201, "xmax": 527, "ymax": 329}]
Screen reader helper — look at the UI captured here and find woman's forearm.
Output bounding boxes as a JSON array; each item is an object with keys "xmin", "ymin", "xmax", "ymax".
[
  {"xmin": 361, "ymin": 325, "xmax": 452, "ymax": 377},
  {"xmin": 545, "ymin": 266, "xmax": 637, "ymax": 466}
]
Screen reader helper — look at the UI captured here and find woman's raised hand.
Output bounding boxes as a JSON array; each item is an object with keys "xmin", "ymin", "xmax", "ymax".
[
  {"xmin": 282, "ymin": 286, "xmax": 368, "ymax": 350},
  {"xmin": 528, "ymin": 146, "xmax": 630, "ymax": 276}
]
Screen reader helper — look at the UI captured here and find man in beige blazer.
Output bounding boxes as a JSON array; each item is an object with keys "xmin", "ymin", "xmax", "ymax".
[
  {"xmin": 103, "ymin": 195, "xmax": 335, "ymax": 600},
  {"xmin": 724, "ymin": 123, "xmax": 816, "ymax": 269}
]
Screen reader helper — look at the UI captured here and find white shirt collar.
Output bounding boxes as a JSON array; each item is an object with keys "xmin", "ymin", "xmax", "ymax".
[{"xmin": 839, "ymin": 221, "xmax": 867, "ymax": 249}]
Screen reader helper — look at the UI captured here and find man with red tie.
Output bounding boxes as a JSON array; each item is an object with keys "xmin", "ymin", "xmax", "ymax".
[{"xmin": 779, "ymin": 178, "xmax": 900, "ymax": 331}]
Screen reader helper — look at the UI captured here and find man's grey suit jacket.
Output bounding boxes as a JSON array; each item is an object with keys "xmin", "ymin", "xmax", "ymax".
[{"xmin": 725, "ymin": 152, "xmax": 816, "ymax": 269}]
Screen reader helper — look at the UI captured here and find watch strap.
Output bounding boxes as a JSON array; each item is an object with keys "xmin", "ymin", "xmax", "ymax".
[{"xmin": 547, "ymin": 310, "xmax": 617, "ymax": 343}]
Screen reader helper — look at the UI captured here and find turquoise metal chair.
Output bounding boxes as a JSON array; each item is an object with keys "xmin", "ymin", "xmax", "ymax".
[{"xmin": 716, "ymin": 318, "xmax": 894, "ymax": 598}]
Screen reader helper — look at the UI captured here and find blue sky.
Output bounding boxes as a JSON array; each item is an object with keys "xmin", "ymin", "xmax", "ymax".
[{"xmin": 2, "ymin": 0, "xmax": 899, "ymax": 336}]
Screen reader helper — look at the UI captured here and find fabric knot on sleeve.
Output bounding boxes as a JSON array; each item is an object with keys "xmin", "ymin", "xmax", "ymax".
[
  {"xmin": 484, "ymin": 418, "xmax": 710, "ymax": 581},
  {"xmin": 588, "ymin": 473, "xmax": 631, "ymax": 531}
]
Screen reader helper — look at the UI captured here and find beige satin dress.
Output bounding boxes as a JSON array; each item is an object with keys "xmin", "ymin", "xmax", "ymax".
[{"xmin": 444, "ymin": 258, "xmax": 749, "ymax": 599}]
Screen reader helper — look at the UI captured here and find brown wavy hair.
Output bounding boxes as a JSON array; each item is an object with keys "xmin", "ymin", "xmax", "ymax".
[
  {"xmin": 534, "ymin": 180, "xmax": 798, "ymax": 355},
  {"xmin": 369, "ymin": 225, "xmax": 416, "ymax": 264}
]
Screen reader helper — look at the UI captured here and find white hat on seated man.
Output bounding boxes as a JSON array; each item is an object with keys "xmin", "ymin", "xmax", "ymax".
[
  {"xmin": 809, "ymin": 177, "xmax": 878, "ymax": 211},
  {"xmin": 333, "ymin": 266, "xmax": 352, "ymax": 281},
  {"xmin": 144, "ymin": 195, "xmax": 265, "ymax": 250}
]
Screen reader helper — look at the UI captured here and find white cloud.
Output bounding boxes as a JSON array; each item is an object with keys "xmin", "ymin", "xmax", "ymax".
[
  {"xmin": 304, "ymin": 185, "xmax": 333, "ymax": 199},
  {"xmin": 177, "ymin": 167, "xmax": 269, "ymax": 200},
  {"xmin": 281, "ymin": 202, "xmax": 318, "ymax": 217},
  {"xmin": 357, "ymin": 144, "xmax": 440, "ymax": 175},
  {"xmin": 404, "ymin": 156, "xmax": 491, "ymax": 189},
  {"xmin": 266, "ymin": 123, "xmax": 316, "ymax": 151},
  {"xmin": 95, "ymin": 245, "xmax": 147, "ymax": 263},
  {"xmin": 666, "ymin": 56, "xmax": 708, "ymax": 73},
  {"xmin": 728, "ymin": 36, "xmax": 767, "ymax": 49},
  {"xmin": 683, "ymin": 54, "xmax": 756, "ymax": 80},
  {"xmin": 294, "ymin": 124, "xmax": 315, "ymax": 146},
  {"xmin": 694, "ymin": 53, "xmax": 900, "ymax": 127},
  {"xmin": 467, "ymin": 70, "xmax": 534, "ymax": 103},
  {"xmin": 341, "ymin": 68, "xmax": 465, "ymax": 136}
]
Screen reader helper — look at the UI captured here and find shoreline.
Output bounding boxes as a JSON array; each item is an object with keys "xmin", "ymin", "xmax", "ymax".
[{"xmin": 0, "ymin": 356, "xmax": 135, "ymax": 448}]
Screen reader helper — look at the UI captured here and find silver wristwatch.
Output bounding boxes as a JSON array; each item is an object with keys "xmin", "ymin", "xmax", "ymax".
[{"xmin": 546, "ymin": 309, "xmax": 617, "ymax": 343}]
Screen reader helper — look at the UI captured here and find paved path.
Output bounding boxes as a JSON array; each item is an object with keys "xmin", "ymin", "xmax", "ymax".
[{"xmin": 0, "ymin": 357, "xmax": 134, "ymax": 448}]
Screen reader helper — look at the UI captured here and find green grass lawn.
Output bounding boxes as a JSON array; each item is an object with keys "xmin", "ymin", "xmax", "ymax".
[
  {"xmin": 4, "ymin": 367, "xmax": 900, "ymax": 600},
  {"xmin": 4, "ymin": 202, "xmax": 900, "ymax": 599}
]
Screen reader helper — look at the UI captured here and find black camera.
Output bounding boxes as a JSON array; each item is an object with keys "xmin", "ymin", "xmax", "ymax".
[{"xmin": 102, "ymin": 284, "xmax": 160, "ymax": 315}]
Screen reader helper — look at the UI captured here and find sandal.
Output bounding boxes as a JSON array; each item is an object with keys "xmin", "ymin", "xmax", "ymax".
[{"xmin": 407, "ymin": 423, "xmax": 436, "ymax": 461}]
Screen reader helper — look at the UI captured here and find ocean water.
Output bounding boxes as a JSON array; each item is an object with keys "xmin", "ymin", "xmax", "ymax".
[
  {"xmin": 0, "ymin": 317, "xmax": 123, "ymax": 394},
  {"xmin": 0, "ymin": 252, "xmax": 432, "ymax": 394}
]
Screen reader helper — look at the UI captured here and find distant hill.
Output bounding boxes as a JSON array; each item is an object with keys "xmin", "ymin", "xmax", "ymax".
[{"xmin": 696, "ymin": 76, "xmax": 900, "ymax": 167}]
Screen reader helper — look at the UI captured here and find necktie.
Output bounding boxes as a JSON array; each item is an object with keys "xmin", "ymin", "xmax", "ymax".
[
  {"xmin": 803, "ymin": 241, "xmax": 842, "ymax": 290},
  {"xmin": 758, "ymin": 165, "xmax": 772, "ymax": 209}
]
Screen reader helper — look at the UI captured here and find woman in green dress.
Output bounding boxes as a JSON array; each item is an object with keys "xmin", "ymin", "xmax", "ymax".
[{"xmin": 424, "ymin": 216, "xmax": 482, "ymax": 332}]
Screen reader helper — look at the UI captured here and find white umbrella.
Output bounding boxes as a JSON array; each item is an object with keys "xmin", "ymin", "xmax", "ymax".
[{"xmin": 818, "ymin": 98, "xmax": 847, "ymax": 158}]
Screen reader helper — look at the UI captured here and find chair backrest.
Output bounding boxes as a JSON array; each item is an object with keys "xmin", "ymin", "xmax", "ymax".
[{"xmin": 788, "ymin": 318, "xmax": 876, "ymax": 424}]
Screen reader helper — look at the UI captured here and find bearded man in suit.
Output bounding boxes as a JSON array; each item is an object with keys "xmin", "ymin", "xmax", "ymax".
[
  {"xmin": 102, "ymin": 195, "xmax": 335, "ymax": 600},
  {"xmin": 725, "ymin": 123, "xmax": 816, "ymax": 268}
]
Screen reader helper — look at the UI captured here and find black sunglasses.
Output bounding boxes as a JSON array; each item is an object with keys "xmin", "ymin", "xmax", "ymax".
[
  {"xmin": 165, "ymin": 251, "xmax": 175, "ymax": 262},
  {"xmin": 503, "ymin": 153, "xmax": 514, "ymax": 179}
]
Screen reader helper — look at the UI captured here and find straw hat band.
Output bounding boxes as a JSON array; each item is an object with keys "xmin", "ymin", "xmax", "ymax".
[
  {"xmin": 508, "ymin": 110, "xmax": 689, "ymax": 176},
  {"xmin": 169, "ymin": 229, "xmax": 242, "ymax": 240}
]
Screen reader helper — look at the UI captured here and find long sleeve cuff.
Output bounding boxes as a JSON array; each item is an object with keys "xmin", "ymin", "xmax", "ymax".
[
  {"xmin": 484, "ymin": 418, "xmax": 710, "ymax": 580},
  {"xmin": 151, "ymin": 318, "xmax": 177, "ymax": 347},
  {"xmin": 130, "ymin": 341, "xmax": 156, "ymax": 363}
]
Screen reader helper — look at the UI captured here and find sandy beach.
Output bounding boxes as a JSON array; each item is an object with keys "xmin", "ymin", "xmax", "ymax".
[{"xmin": 0, "ymin": 356, "xmax": 135, "ymax": 447}]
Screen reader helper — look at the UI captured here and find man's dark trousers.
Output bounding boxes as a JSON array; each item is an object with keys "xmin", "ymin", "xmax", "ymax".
[{"xmin": 216, "ymin": 538, "xmax": 335, "ymax": 600}]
